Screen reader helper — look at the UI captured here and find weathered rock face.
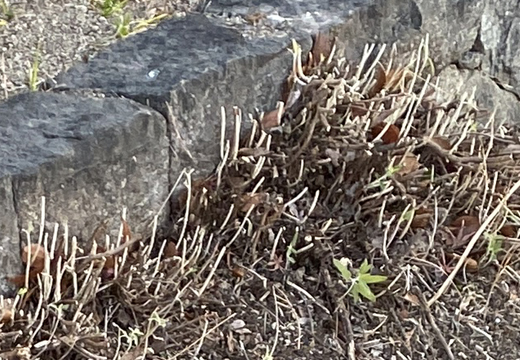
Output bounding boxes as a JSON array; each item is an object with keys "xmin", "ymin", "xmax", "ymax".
[
  {"xmin": 2, "ymin": 0, "xmax": 520, "ymax": 295},
  {"xmin": 320, "ymin": 0, "xmax": 483, "ymax": 69},
  {"xmin": 431, "ymin": 0, "xmax": 520, "ymax": 126},
  {"xmin": 437, "ymin": 65, "xmax": 520, "ymax": 125},
  {"xmin": 480, "ymin": 0, "xmax": 520, "ymax": 97},
  {"xmin": 52, "ymin": 0, "xmax": 489, "ymax": 202},
  {"xmin": 53, "ymin": 14, "xmax": 305, "ymax": 179},
  {"xmin": 0, "ymin": 177, "xmax": 19, "ymax": 295},
  {"xmin": 0, "ymin": 92, "xmax": 169, "ymax": 294}
]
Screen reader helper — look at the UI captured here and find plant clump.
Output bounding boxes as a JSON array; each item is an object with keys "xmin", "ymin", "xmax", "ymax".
[{"xmin": 1, "ymin": 33, "xmax": 520, "ymax": 359}]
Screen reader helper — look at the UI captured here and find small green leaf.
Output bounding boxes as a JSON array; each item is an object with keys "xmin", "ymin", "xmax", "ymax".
[
  {"xmin": 359, "ymin": 259, "xmax": 372, "ymax": 274},
  {"xmin": 402, "ymin": 209, "xmax": 415, "ymax": 222},
  {"xmin": 350, "ymin": 285, "xmax": 360, "ymax": 303},
  {"xmin": 333, "ymin": 258, "xmax": 352, "ymax": 281},
  {"xmin": 359, "ymin": 273, "xmax": 387, "ymax": 284},
  {"xmin": 387, "ymin": 164, "xmax": 401, "ymax": 176},
  {"xmin": 355, "ymin": 280, "xmax": 376, "ymax": 302},
  {"xmin": 18, "ymin": 287, "xmax": 28, "ymax": 296}
]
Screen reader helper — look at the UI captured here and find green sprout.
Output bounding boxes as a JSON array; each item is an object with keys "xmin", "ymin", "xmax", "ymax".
[
  {"xmin": 401, "ymin": 208, "xmax": 415, "ymax": 222},
  {"xmin": 118, "ymin": 326, "xmax": 144, "ymax": 347},
  {"xmin": 333, "ymin": 258, "xmax": 387, "ymax": 303},
  {"xmin": 28, "ymin": 49, "xmax": 40, "ymax": 91},
  {"xmin": 0, "ymin": 0, "xmax": 14, "ymax": 23},
  {"xmin": 131, "ymin": 13, "xmax": 169, "ymax": 34},
  {"xmin": 366, "ymin": 164, "xmax": 402, "ymax": 191},
  {"xmin": 149, "ymin": 310, "xmax": 166, "ymax": 328},
  {"xmin": 96, "ymin": 0, "xmax": 127, "ymax": 17},
  {"xmin": 17, "ymin": 287, "xmax": 28, "ymax": 296},
  {"xmin": 485, "ymin": 233, "xmax": 503, "ymax": 262},
  {"xmin": 114, "ymin": 13, "xmax": 131, "ymax": 38}
]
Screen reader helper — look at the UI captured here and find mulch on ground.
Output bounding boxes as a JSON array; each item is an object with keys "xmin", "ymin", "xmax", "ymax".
[{"xmin": 1, "ymin": 33, "xmax": 520, "ymax": 360}]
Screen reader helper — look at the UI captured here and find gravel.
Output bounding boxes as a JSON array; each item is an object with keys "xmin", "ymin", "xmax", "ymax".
[{"xmin": 0, "ymin": 0, "xmax": 201, "ymax": 100}]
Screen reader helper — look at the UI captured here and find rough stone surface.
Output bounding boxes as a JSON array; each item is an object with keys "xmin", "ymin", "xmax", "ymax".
[
  {"xmin": 0, "ymin": 0, "xmax": 200, "ymax": 99},
  {"xmin": 0, "ymin": 92, "xmax": 169, "ymax": 293},
  {"xmin": 480, "ymin": 0, "xmax": 520, "ymax": 97},
  {"xmin": 437, "ymin": 65, "xmax": 520, "ymax": 125},
  {"xmin": 51, "ymin": 0, "xmax": 487, "ymax": 200},
  {"xmin": 0, "ymin": 176, "xmax": 19, "ymax": 295},
  {"xmin": 53, "ymin": 13, "xmax": 310, "ymax": 182}
]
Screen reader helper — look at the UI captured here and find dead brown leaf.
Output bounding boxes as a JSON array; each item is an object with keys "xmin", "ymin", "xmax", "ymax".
[
  {"xmin": 0, "ymin": 298, "xmax": 14, "ymax": 324},
  {"xmin": 368, "ymin": 65, "xmax": 386, "ymax": 98},
  {"xmin": 97, "ymin": 245, "xmax": 116, "ymax": 281},
  {"xmin": 464, "ymin": 257, "xmax": 479, "ymax": 272},
  {"xmin": 306, "ymin": 31, "xmax": 333, "ymax": 69},
  {"xmin": 239, "ymin": 192, "xmax": 268, "ymax": 213},
  {"xmin": 8, "ymin": 244, "xmax": 52, "ymax": 287},
  {"xmin": 450, "ymin": 215, "xmax": 480, "ymax": 233},
  {"xmin": 500, "ymin": 224, "xmax": 517, "ymax": 238},
  {"xmin": 431, "ymin": 136, "xmax": 452, "ymax": 150},
  {"xmin": 164, "ymin": 241, "xmax": 178, "ymax": 258},
  {"xmin": 231, "ymin": 266, "xmax": 245, "ymax": 278},
  {"xmin": 177, "ymin": 176, "xmax": 216, "ymax": 209},
  {"xmin": 410, "ymin": 207, "xmax": 432, "ymax": 229},
  {"xmin": 121, "ymin": 218, "xmax": 132, "ymax": 242},
  {"xmin": 261, "ymin": 108, "xmax": 283, "ymax": 130},
  {"xmin": 447, "ymin": 215, "xmax": 481, "ymax": 248},
  {"xmin": 371, "ymin": 123, "xmax": 400, "ymax": 144},
  {"xmin": 403, "ymin": 292, "xmax": 420, "ymax": 306},
  {"xmin": 395, "ymin": 154, "xmax": 420, "ymax": 176},
  {"xmin": 21, "ymin": 244, "xmax": 47, "ymax": 274}
]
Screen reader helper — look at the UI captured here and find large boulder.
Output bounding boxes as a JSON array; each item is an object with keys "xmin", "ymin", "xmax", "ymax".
[
  {"xmin": 53, "ymin": 0, "xmax": 486, "ymax": 199},
  {"xmin": 0, "ymin": 92, "xmax": 168, "ymax": 294},
  {"xmin": 480, "ymin": 0, "xmax": 520, "ymax": 96},
  {"xmin": 437, "ymin": 65, "xmax": 520, "ymax": 125}
]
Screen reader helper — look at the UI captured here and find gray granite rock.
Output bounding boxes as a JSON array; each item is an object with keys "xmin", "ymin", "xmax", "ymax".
[
  {"xmin": 52, "ymin": 0, "xmax": 485, "ymax": 202},
  {"xmin": 325, "ymin": 0, "xmax": 483, "ymax": 70},
  {"xmin": 0, "ymin": 92, "xmax": 169, "ymax": 292},
  {"xmin": 0, "ymin": 176, "xmax": 19, "ymax": 296},
  {"xmin": 479, "ymin": 0, "xmax": 520, "ymax": 97},
  {"xmin": 437, "ymin": 65, "xmax": 520, "ymax": 125},
  {"xmin": 204, "ymin": 0, "xmax": 483, "ymax": 69},
  {"xmin": 53, "ymin": 14, "xmax": 306, "ymax": 178}
]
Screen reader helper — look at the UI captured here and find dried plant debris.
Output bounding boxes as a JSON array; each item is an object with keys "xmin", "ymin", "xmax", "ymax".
[{"xmin": 3, "ymin": 36, "xmax": 520, "ymax": 359}]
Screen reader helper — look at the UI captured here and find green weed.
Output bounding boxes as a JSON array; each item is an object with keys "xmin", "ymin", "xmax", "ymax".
[
  {"xmin": 131, "ymin": 13, "xmax": 169, "ymax": 33},
  {"xmin": 96, "ymin": 0, "xmax": 127, "ymax": 18},
  {"xmin": 28, "ymin": 49, "xmax": 40, "ymax": 91},
  {"xmin": 333, "ymin": 258, "xmax": 387, "ymax": 303},
  {"xmin": 0, "ymin": 0, "xmax": 14, "ymax": 25},
  {"xmin": 114, "ymin": 13, "xmax": 131, "ymax": 38},
  {"xmin": 486, "ymin": 233, "xmax": 503, "ymax": 261},
  {"xmin": 285, "ymin": 229, "xmax": 298, "ymax": 267}
]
